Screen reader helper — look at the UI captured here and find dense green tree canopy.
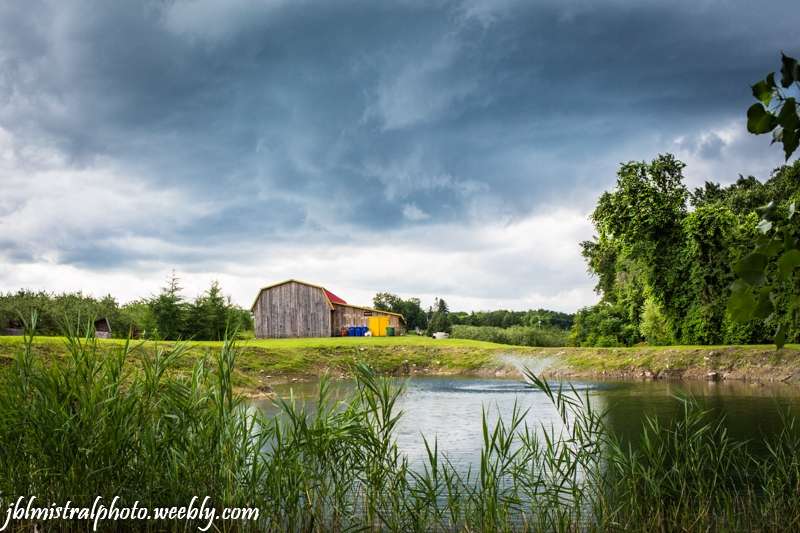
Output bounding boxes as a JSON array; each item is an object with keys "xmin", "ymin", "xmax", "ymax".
[{"xmin": 575, "ymin": 156, "xmax": 800, "ymax": 347}]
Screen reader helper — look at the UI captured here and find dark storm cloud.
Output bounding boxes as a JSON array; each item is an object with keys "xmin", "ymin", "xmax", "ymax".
[{"xmin": 0, "ymin": 0, "xmax": 796, "ymax": 270}]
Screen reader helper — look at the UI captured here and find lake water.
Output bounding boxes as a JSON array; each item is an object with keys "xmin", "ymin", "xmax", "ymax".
[{"xmin": 254, "ymin": 376, "xmax": 800, "ymax": 469}]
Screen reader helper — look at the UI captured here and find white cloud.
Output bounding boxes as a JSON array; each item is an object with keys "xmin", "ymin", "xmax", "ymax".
[
  {"xmin": 670, "ymin": 118, "xmax": 790, "ymax": 189},
  {"xmin": 0, "ymin": 127, "xmax": 216, "ymax": 265},
  {"xmin": 402, "ymin": 203, "xmax": 430, "ymax": 221},
  {"xmin": 1, "ymin": 201, "xmax": 597, "ymax": 313}
]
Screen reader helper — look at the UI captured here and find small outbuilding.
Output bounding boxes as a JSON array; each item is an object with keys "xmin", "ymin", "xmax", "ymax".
[
  {"xmin": 94, "ymin": 317, "xmax": 112, "ymax": 339},
  {"xmin": 1, "ymin": 318, "xmax": 24, "ymax": 336},
  {"xmin": 251, "ymin": 279, "xmax": 404, "ymax": 338}
]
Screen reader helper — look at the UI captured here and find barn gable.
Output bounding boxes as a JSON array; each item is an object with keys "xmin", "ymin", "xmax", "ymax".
[{"xmin": 251, "ymin": 280, "xmax": 333, "ymax": 338}]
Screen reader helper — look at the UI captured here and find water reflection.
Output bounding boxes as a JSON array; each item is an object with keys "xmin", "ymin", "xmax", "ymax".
[{"xmin": 600, "ymin": 380, "xmax": 800, "ymax": 449}]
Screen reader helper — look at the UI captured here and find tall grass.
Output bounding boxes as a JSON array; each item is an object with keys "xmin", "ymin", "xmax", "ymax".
[
  {"xmin": 2, "ymin": 315, "xmax": 800, "ymax": 531},
  {"xmin": 451, "ymin": 324, "xmax": 569, "ymax": 347}
]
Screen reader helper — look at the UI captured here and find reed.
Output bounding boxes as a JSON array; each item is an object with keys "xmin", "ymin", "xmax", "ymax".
[{"xmin": 2, "ymin": 315, "xmax": 800, "ymax": 531}]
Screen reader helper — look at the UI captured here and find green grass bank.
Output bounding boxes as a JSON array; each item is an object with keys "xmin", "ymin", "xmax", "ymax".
[{"xmin": 2, "ymin": 335, "xmax": 800, "ymax": 395}]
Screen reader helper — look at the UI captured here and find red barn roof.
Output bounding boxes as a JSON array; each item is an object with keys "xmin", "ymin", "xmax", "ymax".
[{"xmin": 323, "ymin": 289, "xmax": 347, "ymax": 305}]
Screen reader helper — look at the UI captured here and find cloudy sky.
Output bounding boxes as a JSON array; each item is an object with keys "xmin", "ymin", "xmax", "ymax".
[{"xmin": 0, "ymin": 0, "xmax": 796, "ymax": 312}]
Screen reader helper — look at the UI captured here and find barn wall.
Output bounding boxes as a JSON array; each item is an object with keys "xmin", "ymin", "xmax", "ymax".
[
  {"xmin": 331, "ymin": 304, "xmax": 404, "ymax": 334},
  {"xmin": 254, "ymin": 281, "xmax": 331, "ymax": 338}
]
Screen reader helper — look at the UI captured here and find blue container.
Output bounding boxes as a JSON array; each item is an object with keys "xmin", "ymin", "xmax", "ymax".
[
  {"xmin": 359, "ymin": 326, "xmax": 366, "ymax": 336},
  {"xmin": 348, "ymin": 326, "xmax": 356, "ymax": 336}
]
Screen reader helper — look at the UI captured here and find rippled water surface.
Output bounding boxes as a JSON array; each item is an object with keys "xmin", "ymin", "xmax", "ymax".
[{"xmin": 255, "ymin": 376, "xmax": 800, "ymax": 468}]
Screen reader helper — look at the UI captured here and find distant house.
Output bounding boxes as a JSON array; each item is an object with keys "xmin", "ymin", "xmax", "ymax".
[
  {"xmin": 94, "ymin": 317, "xmax": 112, "ymax": 339},
  {"xmin": 251, "ymin": 279, "xmax": 405, "ymax": 338}
]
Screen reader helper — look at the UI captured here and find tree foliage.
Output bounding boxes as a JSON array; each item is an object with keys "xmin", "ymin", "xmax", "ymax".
[
  {"xmin": 450, "ymin": 309, "xmax": 574, "ymax": 330},
  {"xmin": 0, "ymin": 275, "xmax": 253, "ymax": 341},
  {"xmin": 372, "ymin": 292, "xmax": 428, "ymax": 331},
  {"xmin": 575, "ymin": 155, "xmax": 800, "ymax": 347},
  {"xmin": 0, "ymin": 291, "xmax": 137, "ymax": 337},
  {"xmin": 425, "ymin": 297, "xmax": 452, "ymax": 335},
  {"xmin": 373, "ymin": 292, "xmax": 573, "ymax": 336}
]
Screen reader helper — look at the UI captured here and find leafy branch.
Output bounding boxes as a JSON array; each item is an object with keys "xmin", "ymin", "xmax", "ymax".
[
  {"xmin": 730, "ymin": 53, "xmax": 800, "ymax": 349},
  {"xmin": 747, "ymin": 53, "xmax": 800, "ymax": 160}
]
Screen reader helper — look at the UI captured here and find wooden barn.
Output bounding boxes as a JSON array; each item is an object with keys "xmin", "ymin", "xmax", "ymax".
[{"xmin": 251, "ymin": 279, "xmax": 405, "ymax": 338}]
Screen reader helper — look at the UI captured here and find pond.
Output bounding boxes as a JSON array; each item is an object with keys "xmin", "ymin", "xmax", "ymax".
[{"xmin": 254, "ymin": 375, "xmax": 800, "ymax": 469}]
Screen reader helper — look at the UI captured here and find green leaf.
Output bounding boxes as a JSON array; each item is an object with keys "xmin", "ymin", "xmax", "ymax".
[
  {"xmin": 786, "ymin": 233, "xmax": 798, "ymax": 251},
  {"xmin": 747, "ymin": 104, "xmax": 778, "ymax": 134},
  {"xmin": 751, "ymin": 77, "xmax": 774, "ymax": 106},
  {"xmin": 757, "ymin": 238, "xmax": 783, "ymax": 257},
  {"xmin": 777, "ymin": 98, "xmax": 800, "ymax": 159},
  {"xmin": 777, "ymin": 249, "xmax": 800, "ymax": 279},
  {"xmin": 757, "ymin": 201, "xmax": 776, "ymax": 215},
  {"xmin": 775, "ymin": 324, "xmax": 786, "ymax": 350},
  {"xmin": 780, "ymin": 53, "xmax": 798, "ymax": 88},
  {"xmin": 728, "ymin": 281, "xmax": 755, "ymax": 322},
  {"xmin": 782, "ymin": 127, "xmax": 800, "ymax": 160},
  {"xmin": 789, "ymin": 202, "xmax": 796, "ymax": 219},
  {"xmin": 753, "ymin": 288, "xmax": 774, "ymax": 319},
  {"xmin": 756, "ymin": 219, "xmax": 773, "ymax": 234},
  {"xmin": 734, "ymin": 252, "xmax": 768, "ymax": 285}
]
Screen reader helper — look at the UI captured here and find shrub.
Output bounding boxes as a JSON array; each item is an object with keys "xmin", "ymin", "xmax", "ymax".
[
  {"xmin": 451, "ymin": 324, "xmax": 568, "ymax": 347},
  {"xmin": 639, "ymin": 297, "xmax": 673, "ymax": 345}
]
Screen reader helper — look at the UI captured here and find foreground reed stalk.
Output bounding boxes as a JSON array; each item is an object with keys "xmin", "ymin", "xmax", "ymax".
[{"xmin": 1, "ymin": 315, "xmax": 800, "ymax": 531}]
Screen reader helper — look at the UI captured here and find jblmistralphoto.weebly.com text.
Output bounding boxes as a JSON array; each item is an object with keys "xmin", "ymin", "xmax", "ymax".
[{"xmin": 1, "ymin": 496, "xmax": 259, "ymax": 531}]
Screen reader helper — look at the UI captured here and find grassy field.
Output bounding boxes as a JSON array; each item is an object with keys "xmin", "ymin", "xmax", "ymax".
[
  {"xmin": 2, "ymin": 335, "xmax": 800, "ymax": 394},
  {"xmin": 0, "ymin": 334, "xmax": 527, "ymax": 393}
]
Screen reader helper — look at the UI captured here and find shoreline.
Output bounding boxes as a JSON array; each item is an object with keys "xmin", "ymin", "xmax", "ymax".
[{"xmin": 2, "ymin": 336, "xmax": 800, "ymax": 397}]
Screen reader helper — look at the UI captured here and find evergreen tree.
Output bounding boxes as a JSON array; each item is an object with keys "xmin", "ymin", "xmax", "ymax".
[
  {"xmin": 426, "ymin": 297, "xmax": 452, "ymax": 335},
  {"xmin": 149, "ymin": 271, "xmax": 186, "ymax": 340},
  {"xmin": 194, "ymin": 281, "xmax": 228, "ymax": 341}
]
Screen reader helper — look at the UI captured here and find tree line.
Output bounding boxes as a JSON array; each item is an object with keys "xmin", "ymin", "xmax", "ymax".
[
  {"xmin": 372, "ymin": 292, "xmax": 574, "ymax": 337},
  {"xmin": 0, "ymin": 273, "xmax": 252, "ymax": 340}
]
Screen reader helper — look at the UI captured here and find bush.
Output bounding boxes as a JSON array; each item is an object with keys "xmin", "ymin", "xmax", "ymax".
[
  {"xmin": 639, "ymin": 297, "xmax": 673, "ymax": 345},
  {"xmin": 570, "ymin": 303, "xmax": 640, "ymax": 347},
  {"xmin": 451, "ymin": 325, "xmax": 568, "ymax": 347}
]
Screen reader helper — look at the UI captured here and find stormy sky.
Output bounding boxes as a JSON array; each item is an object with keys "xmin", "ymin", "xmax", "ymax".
[{"xmin": 0, "ymin": 0, "xmax": 796, "ymax": 312}]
